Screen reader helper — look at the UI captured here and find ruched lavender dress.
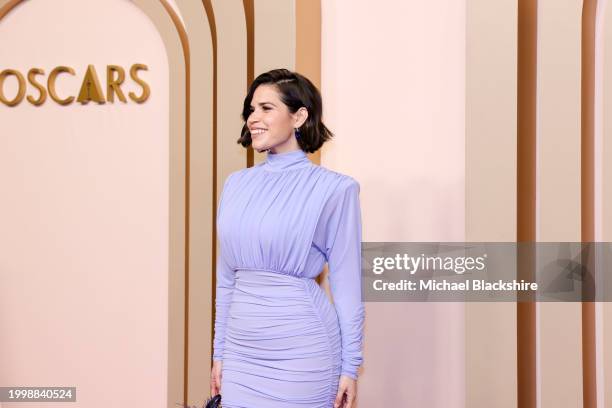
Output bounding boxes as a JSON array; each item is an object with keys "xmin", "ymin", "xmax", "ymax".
[{"xmin": 212, "ymin": 148, "xmax": 364, "ymax": 408}]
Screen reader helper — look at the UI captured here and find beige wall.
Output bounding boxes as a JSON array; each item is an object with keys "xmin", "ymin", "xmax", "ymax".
[
  {"xmin": 0, "ymin": 0, "xmax": 172, "ymax": 407},
  {"xmin": 253, "ymin": 0, "xmax": 296, "ymax": 166},
  {"xmin": 213, "ymin": 0, "xmax": 248, "ymax": 178},
  {"xmin": 537, "ymin": 1, "xmax": 583, "ymax": 406},
  {"xmin": 321, "ymin": 1, "xmax": 466, "ymax": 406},
  {"xmin": 465, "ymin": 0, "xmax": 518, "ymax": 405},
  {"xmin": 2, "ymin": 0, "xmax": 612, "ymax": 407}
]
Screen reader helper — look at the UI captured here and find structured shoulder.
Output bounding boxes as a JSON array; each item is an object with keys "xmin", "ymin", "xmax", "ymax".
[
  {"xmin": 223, "ymin": 164, "xmax": 359, "ymax": 193},
  {"xmin": 314, "ymin": 165, "xmax": 360, "ymax": 190},
  {"xmin": 223, "ymin": 167, "xmax": 251, "ymax": 186},
  {"xmin": 231, "ymin": 166, "xmax": 252, "ymax": 178}
]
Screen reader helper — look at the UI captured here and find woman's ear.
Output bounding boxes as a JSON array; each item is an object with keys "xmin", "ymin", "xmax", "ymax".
[{"xmin": 294, "ymin": 107, "xmax": 309, "ymax": 128}]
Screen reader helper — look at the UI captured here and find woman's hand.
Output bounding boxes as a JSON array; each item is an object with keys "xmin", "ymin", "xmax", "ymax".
[
  {"xmin": 210, "ymin": 360, "xmax": 223, "ymax": 396},
  {"xmin": 334, "ymin": 375, "xmax": 357, "ymax": 408}
]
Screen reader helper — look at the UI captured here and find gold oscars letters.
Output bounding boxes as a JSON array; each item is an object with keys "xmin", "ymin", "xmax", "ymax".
[{"xmin": 0, "ymin": 64, "xmax": 150, "ymax": 106}]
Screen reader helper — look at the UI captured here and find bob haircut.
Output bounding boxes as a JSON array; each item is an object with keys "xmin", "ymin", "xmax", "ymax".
[{"xmin": 237, "ymin": 68, "xmax": 334, "ymax": 153}]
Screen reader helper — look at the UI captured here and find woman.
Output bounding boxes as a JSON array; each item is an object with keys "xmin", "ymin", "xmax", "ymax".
[{"xmin": 210, "ymin": 68, "xmax": 364, "ymax": 408}]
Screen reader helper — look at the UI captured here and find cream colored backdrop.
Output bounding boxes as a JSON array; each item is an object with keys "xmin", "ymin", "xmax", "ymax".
[
  {"xmin": 321, "ymin": 1, "xmax": 466, "ymax": 406},
  {"xmin": 2, "ymin": 1, "xmax": 612, "ymax": 407},
  {"xmin": 0, "ymin": 1, "xmax": 173, "ymax": 407}
]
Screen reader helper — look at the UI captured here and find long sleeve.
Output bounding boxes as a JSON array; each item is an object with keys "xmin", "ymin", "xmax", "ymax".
[
  {"xmin": 212, "ymin": 173, "xmax": 236, "ymax": 362},
  {"xmin": 323, "ymin": 178, "xmax": 365, "ymax": 379}
]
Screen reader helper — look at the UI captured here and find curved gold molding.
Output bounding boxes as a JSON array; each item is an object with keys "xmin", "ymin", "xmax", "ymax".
[
  {"xmin": 158, "ymin": 1, "xmax": 216, "ymax": 404},
  {"xmin": 156, "ymin": 4, "xmax": 192, "ymax": 406},
  {"xmin": 0, "ymin": 0, "xmax": 19, "ymax": 18},
  {"xmin": 201, "ymin": 0, "xmax": 219, "ymax": 387},
  {"xmin": 129, "ymin": 2, "xmax": 191, "ymax": 406}
]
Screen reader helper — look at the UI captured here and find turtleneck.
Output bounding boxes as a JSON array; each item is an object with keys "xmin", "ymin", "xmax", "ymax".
[{"xmin": 263, "ymin": 149, "xmax": 312, "ymax": 172}]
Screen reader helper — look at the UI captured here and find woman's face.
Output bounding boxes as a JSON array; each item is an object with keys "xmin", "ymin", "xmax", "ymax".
[{"xmin": 247, "ymin": 84, "xmax": 306, "ymax": 154}]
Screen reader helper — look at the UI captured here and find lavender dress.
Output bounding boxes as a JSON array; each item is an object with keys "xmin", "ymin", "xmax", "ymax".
[{"xmin": 212, "ymin": 149, "xmax": 364, "ymax": 408}]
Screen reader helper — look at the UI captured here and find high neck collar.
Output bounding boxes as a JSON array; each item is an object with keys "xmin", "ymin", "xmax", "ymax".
[{"xmin": 263, "ymin": 149, "xmax": 311, "ymax": 172}]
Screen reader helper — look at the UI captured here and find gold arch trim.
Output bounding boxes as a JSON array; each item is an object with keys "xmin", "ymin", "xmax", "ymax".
[
  {"xmin": 201, "ymin": 0, "xmax": 219, "ymax": 393},
  {"xmin": 581, "ymin": 1, "xmax": 598, "ymax": 406},
  {"xmin": 243, "ymin": 0, "xmax": 255, "ymax": 168},
  {"xmin": 153, "ymin": 3, "xmax": 192, "ymax": 405},
  {"xmin": 516, "ymin": 0, "xmax": 537, "ymax": 407}
]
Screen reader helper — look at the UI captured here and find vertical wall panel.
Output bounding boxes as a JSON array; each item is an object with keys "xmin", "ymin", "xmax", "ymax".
[
  {"xmin": 536, "ymin": 1, "xmax": 583, "ymax": 407},
  {"xmin": 171, "ymin": 1, "xmax": 215, "ymax": 405},
  {"xmin": 253, "ymin": 0, "xmax": 295, "ymax": 75},
  {"xmin": 132, "ymin": 2, "xmax": 190, "ymax": 406},
  {"xmin": 592, "ymin": 2, "xmax": 606, "ymax": 406},
  {"xmin": 600, "ymin": 0, "xmax": 612, "ymax": 405},
  {"xmin": 466, "ymin": 0, "xmax": 518, "ymax": 406},
  {"xmin": 296, "ymin": 0, "xmax": 322, "ymax": 166},
  {"xmin": 209, "ymin": 0, "xmax": 248, "ymax": 399},
  {"xmin": 322, "ymin": 1, "xmax": 466, "ymax": 406},
  {"xmin": 253, "ymin": 0, "xmax": 296, "ymax": 165},
  {"xmin": 213, "ymin": 0, "xmax": 248, "ymax": 180}
]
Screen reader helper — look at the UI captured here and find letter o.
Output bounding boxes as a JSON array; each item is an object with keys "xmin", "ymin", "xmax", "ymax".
[{"xmin": 0, "ymin": 69, "xmax": 26, "ymax": 107}]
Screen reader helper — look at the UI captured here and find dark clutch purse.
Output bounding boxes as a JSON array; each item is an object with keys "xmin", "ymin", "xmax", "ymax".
[{"xmin": 205, "ymin": 394, "xmax": 222, "ymax": 408}]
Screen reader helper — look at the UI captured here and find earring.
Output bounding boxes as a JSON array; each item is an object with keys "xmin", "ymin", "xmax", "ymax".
[{"xmin": 295, "ymin": 127, "xmax": 301, "ymax": 139}]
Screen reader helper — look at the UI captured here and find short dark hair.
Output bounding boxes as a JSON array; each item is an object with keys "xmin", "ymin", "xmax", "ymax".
[{"xmin": 237, "ymin": 68, "xmax": 334, "ymax": 153}]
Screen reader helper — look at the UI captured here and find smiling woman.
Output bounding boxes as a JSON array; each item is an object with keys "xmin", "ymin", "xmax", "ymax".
[
  {"xmin": 237, "ymin": 68, "xmax": 333, "ymax": 154},
  {"xmin": 210, "ymin": 69, "xmax": 365, "ymax": 408}
]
